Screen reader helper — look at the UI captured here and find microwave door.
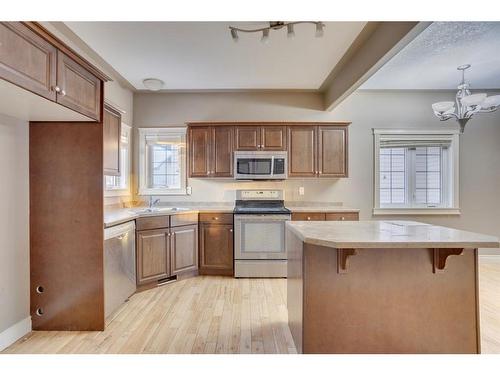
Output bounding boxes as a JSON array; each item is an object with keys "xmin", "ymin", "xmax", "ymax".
[{"xmin": 236, "ymin": 158, "xmax": 272, "ymax": 177}]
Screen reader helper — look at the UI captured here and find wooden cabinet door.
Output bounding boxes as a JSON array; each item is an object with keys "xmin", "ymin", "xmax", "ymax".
[
  {"xmin": 103, "ymin": 104, "xmax": 121, "ymax": 176},
  {"xmin": 56, "ymin": 51, "xmax": 102, "ymax": 121},
  {"xmin": 199, "ymin": 223, "xmax": 233, "ymax": 276},
  {"xmin": 291, "ymin": 212, "xmax": 326, "ymax": 221},
  {"xmin": 235, "ymin": 126, "xmax": 260, "ymax": 150},
  {"xmin": 211, "ymin": 126, "xmax": 233, "ymax": 177},
  {"xmin": 189, "ymin": 126, "xmax": 211, "ymax": 177},
  {"xmin": 170, "ymin": 224, "xmax": 198, "ymax": 275},
  {"xmin": 325, "ymin": 212, "xmax": 359, "ymax": 221},
  {"xmin": 136, "ymin": 229, "xmax": 169, "ymax": 285},
  {"xmin": 318, "ymin": 126, "xmax": 348, "ymax": 177},
  {"xmin": 0, "ymin": 22, "xmax": 57, "ymax": 100},
  {"xmin": 288, "ymin": 126, "xmax": 317, "ymax": 177},
  {"xmin": 261, "ymin": 126, "xmax": 287, "ymax": 150}
]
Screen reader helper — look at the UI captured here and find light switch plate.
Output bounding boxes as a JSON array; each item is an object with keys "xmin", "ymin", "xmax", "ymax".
[{"xmin": 299, "ymin": 187, "xmax": 305, "ymax": 196}]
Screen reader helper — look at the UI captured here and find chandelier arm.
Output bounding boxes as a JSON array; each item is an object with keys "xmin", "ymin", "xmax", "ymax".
[
  {"xmin": 229, "ymin": 21, "xmax": 322, "ymax": 33},
  {"xmin": 478, "ymin": 107, "xmax": 499, "ymax": 114}
]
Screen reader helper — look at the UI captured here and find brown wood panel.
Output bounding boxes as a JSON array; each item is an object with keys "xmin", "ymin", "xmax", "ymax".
[
  {"xmin": 136, "ymin": 215, "xmax": 170, "ymax": 231},
  {"xmin": 170, "ymin": 224, "xmax": 198, "ymax": 275},
  {"xmin": 261, "ymin": 126, "xmax": 287, "ymax": 150},
  {"xmin": 188, "ymin": 126, "xmax": 210, "ymax": 177},
  {"xmin": 103, "ymin": 104, "xmax": 121, "ymax": 176},
  {"xmin": 187, "ymin": 121, "xmax": 351, "ymax": 127},
  {"xmin": 0, "ymin": 22, "xmax": 57, "ymax": 101},
  {"xmin": 199, "ymin": 212, "xmax": 233, "ymax": 224},
  {"xmin": 291, "ymin": 212, "xmax": 326, "ymax": 221},
  {"xmin": 212, "ymin": 126, "xmax": 233, "ymax": 177},
  {"xmin": 56, "ymin": 51, "xmax": 101, "ymax": 121},
  {"xmin": 288, "ymin": 126, "xmax": 317, "ymax": 177},
  {"xmin": 301, "ymin": 244, "xmax": 479, "ymax": 353},
  {"xmin": 235, "ymin": 126, "xmax": 260, "ymax": 150},
  {"xmin": 170, "ymin": 212, "xmax": 198, "ymax": 227},
  {"xmin": 318, "ymin": 126, "xmax": 348, "ymax": 177},
  {"xmin": 136, "ymin": 229, "xmax": 169, "ymax": 285},
  {"xmin": 30, "ymin": 121, "xmax": 104, "ymax": 331},
  {"xmin": 199, "ymin": 223, "xmax": 233, "ymax": 276},
  {"xmin": 286, "ymin": 229, "xmax": 304, "ymax": 354},
  {"xmin": 325, "ymin": 212, "xmax": 359, "ymax": 221}
]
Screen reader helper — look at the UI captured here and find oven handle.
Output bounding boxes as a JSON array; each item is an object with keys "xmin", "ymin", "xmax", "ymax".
[{"xmin": 234, "ymin": 214, "xmax": 291, "ymax": 221}]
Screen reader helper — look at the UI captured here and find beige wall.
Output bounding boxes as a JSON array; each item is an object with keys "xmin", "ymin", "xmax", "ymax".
[
  {"xmin": 133, "ymin": 90, "xmax": 500, "ymax": 253},
  {"xmin": 0, "ymin": 114, "xmax": 29, "ymax": 333}
]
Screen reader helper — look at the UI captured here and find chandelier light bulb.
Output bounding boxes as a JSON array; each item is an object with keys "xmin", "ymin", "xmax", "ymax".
[
  {"xmin": 230, "ymin": 28, "xmax": 238, "ymax": 42},
  {"xmin": 261, "ymin": 28, "xmax": 270, "ymax": 43},
  {"xmin": 315, "ymin": 22, "xmax": 324, "ymax": 37},
  {"xmin": 287, "ymin": 24, "xmax": 295, "ymax": 38}
]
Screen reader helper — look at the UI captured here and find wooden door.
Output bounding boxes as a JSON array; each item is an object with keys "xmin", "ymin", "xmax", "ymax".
[
  {"xmin": 56, "ymin": 51, "xmax": 101, "ymax": 121},
  {"xmin": 103, "ymin": 104, "xmax": 121, "ymax": 176},
  {"xmin": 199, "ymin": 223, "xmax": 234, "ymax": 276},
  {"xmin": 261, "ymin": 126, "xmax": 287, "ymax": 150},
  {"xmin": 235, "ymin": 126, "xmax": 260, "ymax": 150},
  {"xmin": 170, "ymin": 224, "xmax": 198, "ymax": 275},
  {"xmin": 189, "ymin": 126, "xmax": 211, "ymax": 177},
  {"xmin": 0, "ymin": 22, "xmax": 57, "ymax": 100},
  {"xmin": 136, "ymin": 229, "xmax": 169, "ymax": 285},
  {"xmin": 211, "ymin": 126, "xmax": 233, "ymax": 177},
  {"xmin": 317, "ymin": 126, "xmax": 348, "ymax": 177},
  {"xmin": 288, "ymin": 126, "xmax": 317, "ymax": 177}
]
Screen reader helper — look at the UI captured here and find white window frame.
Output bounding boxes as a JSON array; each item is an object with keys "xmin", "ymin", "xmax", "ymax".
[
  {"xmin": 104, "ymin": 123, "xmax": 132, "ymax": 197},
  {"xmin": 373, "ymin": 129, "xmax": 460, "ymax": 216},
  {"xmin": 138, "ymin": 127, "xmax": 187, "ymax": 196}
]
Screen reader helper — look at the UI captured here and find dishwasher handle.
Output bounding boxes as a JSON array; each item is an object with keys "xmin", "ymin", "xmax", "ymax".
[{"xmin": 104, "ymin": 220, "xmax": 136, "ymax": 241}]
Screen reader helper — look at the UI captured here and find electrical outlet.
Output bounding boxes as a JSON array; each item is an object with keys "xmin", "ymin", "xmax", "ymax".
[
  {"xmin": 186, "ymin": 186, "xmax": 192, "ymax": 195},
  {"xmin": 299, "ymin": 187, "xmax": 305, "ymax": 196}
]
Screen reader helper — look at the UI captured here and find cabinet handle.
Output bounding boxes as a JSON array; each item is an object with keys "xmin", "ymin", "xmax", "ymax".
[
  {"xmin": 341, "ymin": 217, "xmax": 345, "ymax": 221},
  {"xmin": 318, "ymin": 171, "xmax": 322, "ymax": 175},
  {"xmin": 229, "ymin": 228, "xmax": 233, "ymax": 232},
  {"xmin": 61, "ymin": 90, "xmax": 66, "ymax": 96},
  {"xmin": 213, "ymin": 217, "xmax": 219, "ymax": 221},
  {"xmin": 307, "ymin": 217, "xmax": 311, "ymax": 220},
  {"xmin": 167, "ymin": 233, "xmax": 171, "ymax": 237},
  {"xmin": 54, "ymin": 86, "xmax": 61, "ymax": 93}
]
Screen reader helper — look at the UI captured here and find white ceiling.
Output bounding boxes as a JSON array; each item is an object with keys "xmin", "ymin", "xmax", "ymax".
[
  {"xmin": 65, "ymin": 21, "xmax": 366, "ymax": 90},
  {"xmin": 361, "ymin": 22, "xmax": 500, "ymax": 90}
]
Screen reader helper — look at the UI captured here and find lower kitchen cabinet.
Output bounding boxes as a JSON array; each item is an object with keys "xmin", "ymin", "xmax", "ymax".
[
  {"xmin": 136, "ymin": 228, "xmax": 170, "ymax": 285},
  {"xmin": 170, "ymin": 224, "xmax": 198, "ymax": 275},
  {"xmin": 291, "ymin": 211, "xmax": 359, "ymax": 221},
  {"xmin": 199, "ymin": 216, "xmax": 234, "ymax": 276}
]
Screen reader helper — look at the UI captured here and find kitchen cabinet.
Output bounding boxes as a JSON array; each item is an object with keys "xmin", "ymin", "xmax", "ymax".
[
  {"xmin": 199, "ymin": 213, "xmax": 233, "ymax": 276},
  {"xmin": 170, "ymin": 224, "xmax": 198, "ymax": 275},
  {"xmin": 136, "ymin": 228, "xmax": 170, "ymax": 285},
  {"xmin": 189, "ymin": 126, "xmax": 234, "ymax": 177},
  {"xmin": 0, "ymin": 22, "xmax": 57, "ymax": 101},
  {"xmin": 288, "ymin": 125, "xmax": 348, "ymax": 178},
  {"xmin": 235, "ymin": 125, "xmax": 286, "ymax": 151},
  {"xmin": 103, "ymin": 104, "xmax": 121, "ymax": 176},
  {"xmin": 291, "ymin": 211, "xmax": 359, "ymax": 221}
]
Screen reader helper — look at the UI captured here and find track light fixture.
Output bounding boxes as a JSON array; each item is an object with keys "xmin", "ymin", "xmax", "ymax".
[{"xmin": 229, "ymin": 21, "xmax": 324, "ymax": 43}]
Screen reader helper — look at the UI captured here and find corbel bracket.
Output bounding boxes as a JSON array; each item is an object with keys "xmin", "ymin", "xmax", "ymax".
[
  {"xmin": 433, "ymin": 248, "xmax": 464, "ymax": 273},
  {"xmin": 337, "ymin": 248, "xmax": 357, "ymax": 274}
]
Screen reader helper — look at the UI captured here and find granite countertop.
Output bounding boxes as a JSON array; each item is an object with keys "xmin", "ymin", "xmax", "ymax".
[
  {"xmin": 104, "ymin": 206, "xmax": 234, "ymax": 228},
  {"xmin": 286, "ymin": 220, "xmax": 500, "ymax": 249}
]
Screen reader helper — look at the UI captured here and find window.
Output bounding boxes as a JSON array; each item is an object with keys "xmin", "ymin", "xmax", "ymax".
[
  {"xmin": 138, "ymin": 127, "xmax": 187, "ymax": 195},
  {"xmin": 373, "ymin": 129, "xmax": 460, "ymax": 215},
  {"xmin": 105, "ymin": 124, "xmax": 131, "ymax": 196}
]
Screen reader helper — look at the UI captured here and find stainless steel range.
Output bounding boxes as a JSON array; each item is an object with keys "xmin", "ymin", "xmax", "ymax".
[{"xmin": 233, "ymin": 189, "xmax": 291, "ymax": 278}]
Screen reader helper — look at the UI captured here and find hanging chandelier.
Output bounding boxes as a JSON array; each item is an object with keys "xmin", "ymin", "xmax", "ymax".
[
  {"xmin": 432, "ymin": 64, "xmax": 500, "ymax": 133},
  {"xmin": 229, "ymin": 21, "xmax": 324, "ymax": 43}
]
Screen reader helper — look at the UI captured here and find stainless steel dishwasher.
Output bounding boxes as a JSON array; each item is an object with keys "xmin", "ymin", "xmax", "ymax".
[{"xmin": 104, "ymin": 220, "xmax": 136, "ymax": 318}]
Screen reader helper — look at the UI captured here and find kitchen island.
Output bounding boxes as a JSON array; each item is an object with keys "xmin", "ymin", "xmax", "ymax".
[{"xmin": 286, "ymin": 220, "xmax": 499, "ymax": 354}]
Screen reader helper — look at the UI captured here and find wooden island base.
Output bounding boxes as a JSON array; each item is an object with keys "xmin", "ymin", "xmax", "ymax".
[{"xmin": 287, "ymin": 231, "xmax": 480, "ymax": 353}]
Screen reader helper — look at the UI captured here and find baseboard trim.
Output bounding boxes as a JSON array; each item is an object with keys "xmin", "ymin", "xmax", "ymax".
[{"xmin": 0, "ymin": 316, "xmax": 31, "ymax": 351}]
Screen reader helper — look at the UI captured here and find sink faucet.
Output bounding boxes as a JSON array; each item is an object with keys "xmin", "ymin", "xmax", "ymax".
[{"xmin": 148, "ymin": 196, "xmax": 160, "ymax": 209}]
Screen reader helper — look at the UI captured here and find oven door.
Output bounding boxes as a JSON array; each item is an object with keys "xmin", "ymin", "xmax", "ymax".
[{"xmin": 234, "ymin": 214, "xmax": 290, "ymax": 260}]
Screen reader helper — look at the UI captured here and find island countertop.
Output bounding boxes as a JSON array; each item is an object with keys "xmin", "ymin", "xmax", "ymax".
[{"xmin": 286, "ymin": 220, "xmax": 499, "ymax": 249}]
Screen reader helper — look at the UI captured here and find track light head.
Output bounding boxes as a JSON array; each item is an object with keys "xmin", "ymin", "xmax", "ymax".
[
  {"xmin": 315, "ymin": 22, "xmax": 324, "ymax": 37},
  {"xmin": 230, "ymin": 28, "xmax": 238, "ymax": 42},
  {"xmin": 287, "ymin": 24, "xmax": 295, "ymax": 38},
  {"xmin": 261, "ymin": 28, "xmax": 270, "ymax": 43}
]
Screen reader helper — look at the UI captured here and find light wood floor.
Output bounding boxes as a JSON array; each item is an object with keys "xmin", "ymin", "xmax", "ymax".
[{"xmin": 3, "ymin": 258, "xmax": 500, "ymax": 354}]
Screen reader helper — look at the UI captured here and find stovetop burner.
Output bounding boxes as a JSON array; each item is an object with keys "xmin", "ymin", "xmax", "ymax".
[{"xmin": 233, "ymin": 200, "xmax": 291, "ymax": 215}]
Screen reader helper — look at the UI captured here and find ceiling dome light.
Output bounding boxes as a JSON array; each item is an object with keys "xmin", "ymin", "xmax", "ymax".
[
  {"xmin": 287, "ymin": 24, "xmax": 295, "ymax": 38},
  {"xmin": 261, "ymin": 28, "xmax": 270, "ymax": 43},
  {"xmin": 230, "ymin": 28, "xmax": 238, "ymax": 42},
  {"xmin": 315, "ymin": 22, "xmax": 324, "ymax": 37},
  {"xmin": 142, "ymin": 78, "xmax": 164, "ymax": 91}
]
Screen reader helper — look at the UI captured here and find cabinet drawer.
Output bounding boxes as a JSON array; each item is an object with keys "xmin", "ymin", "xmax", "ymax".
[
  {"xmin": 136, "ymin": 215, "xmax": 170, "ymax": 230},
  {"xmin": 325, "ymin": 212, "xmax": 359, "ymax": 221},
  {"xmin": 291, "ymin": 212, "xmax": 326, "ymax": 221},
  {"xmin": 170, "ymin": 212, "xmax": 198, "ymax": 227},
  {"xmin": 199, "ymin": 212, "xmax": 233, "ymax": 224}
]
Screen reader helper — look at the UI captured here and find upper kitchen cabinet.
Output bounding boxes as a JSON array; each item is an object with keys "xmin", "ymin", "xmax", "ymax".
[
  {"xmin": 0, "ymin": 22, "xmax": 57, "ymax": 101},
  {"xmin": 288, "ymin": 124, "xmax": 349, "ymax": 178},
  {"xmin": 56, "ymin": 51, "xmax": 102, "ymax": 121},
  {"xmin": 103, "ymin": 104, "xmax": 121, "ymax": 176},
  {"xmin": 235, "ymin": 124, "xmax": 286, "ymax": 151},
  {"xmin": 0, "ymin": 22, "xmax": 109, "ymax": 122},
  {"xmin": 188, "ymin": 125, "xmax": 234, "ymax": 177}
]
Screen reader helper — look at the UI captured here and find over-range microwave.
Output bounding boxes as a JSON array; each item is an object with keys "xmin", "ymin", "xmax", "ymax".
[{"xmin": 234, "ymin": 151, "xmax": 287, "ymax": 180}]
